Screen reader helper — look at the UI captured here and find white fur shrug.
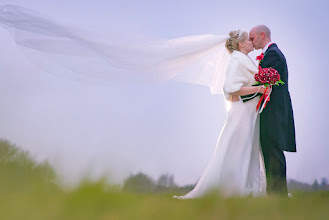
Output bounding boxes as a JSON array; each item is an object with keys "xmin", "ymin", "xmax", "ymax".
[{"xmin": 223, "ymin": 51, "xmax": 259, "ymax": 101}]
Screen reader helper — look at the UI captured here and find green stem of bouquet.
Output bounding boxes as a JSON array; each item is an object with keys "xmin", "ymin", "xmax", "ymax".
[{"xmin": 253, "ymin": 79, "xmax": 285, "ymax": 87}]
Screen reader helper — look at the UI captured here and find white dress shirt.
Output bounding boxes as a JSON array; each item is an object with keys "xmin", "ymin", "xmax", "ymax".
[{"xmin": 262, "ymin": 41, "xmax": 274, "ymax": 54}]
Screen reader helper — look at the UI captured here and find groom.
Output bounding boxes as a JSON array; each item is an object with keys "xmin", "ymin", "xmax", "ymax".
[{"xmin": 249, "ymin": 25, "xmax": 296, "ymax": 196}]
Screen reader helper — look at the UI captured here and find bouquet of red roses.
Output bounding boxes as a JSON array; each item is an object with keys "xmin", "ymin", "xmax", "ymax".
[
  {"xmin": 254, "ymin": 66, "xmax": 285, "ymax": 112},
  {"xmin": 255, "ymin": 66, "xmax": 284, "ymax": 87}
]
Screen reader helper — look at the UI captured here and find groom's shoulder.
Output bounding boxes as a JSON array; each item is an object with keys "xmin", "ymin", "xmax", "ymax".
[{"xmin": 267, "ymin": 45, "xmax": 285, "ymax": 60}]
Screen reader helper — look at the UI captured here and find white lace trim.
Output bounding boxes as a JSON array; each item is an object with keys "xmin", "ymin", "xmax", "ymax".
[{"xmin": 245, "ymin": 161, "xmax": 267, "ymax": 197}]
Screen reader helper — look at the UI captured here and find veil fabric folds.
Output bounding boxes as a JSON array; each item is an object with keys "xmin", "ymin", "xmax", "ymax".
[{"xmin": 0, "ymin": 4, "xmax": 230, "ymax": 94}]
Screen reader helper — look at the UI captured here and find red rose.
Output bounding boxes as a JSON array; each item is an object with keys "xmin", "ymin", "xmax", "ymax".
[
  {"xmin": 269, "ymin": 69, "xmax": 277, "ymax": 75},
  {"xmin": 256, "ymin": 53, "xmax": 264, "ymax": 61},
  {"xmin": 260, "ymin": 76, "xmax": 267, "ymax": 84},
  {"xmin": 260, "ymin": 71, "xmax": 266, "ymax": 77}
]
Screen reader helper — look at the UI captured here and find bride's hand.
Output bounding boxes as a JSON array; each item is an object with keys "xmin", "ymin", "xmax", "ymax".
[
  {"xmin": 231, "ymin": 95, "xmax": 240, "ymax": 102},
  {"xmin": 258, "ymin": 86, "xmax": 271, "ymax": 96},
  {"xmin": 258, "ymin": 86, "xmax": 266, "ymax": 94}
]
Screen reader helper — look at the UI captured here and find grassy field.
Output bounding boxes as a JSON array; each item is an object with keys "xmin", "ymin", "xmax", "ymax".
[{"xmin": 1, "ymin": 140, "xmax": 328, "ymax": 220}]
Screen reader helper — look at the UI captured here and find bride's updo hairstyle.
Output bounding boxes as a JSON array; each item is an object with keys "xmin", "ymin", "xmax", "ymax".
[{"xmin": 225, "ymin": 30, "xmax": 248, "ymax": 54}]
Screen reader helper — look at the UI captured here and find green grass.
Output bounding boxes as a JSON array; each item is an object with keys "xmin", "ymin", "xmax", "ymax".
[
  {"xmin": 1, "ymin": 140, "xmax": 328, "ymax": 220},
  {"xmin": 1, "ymin": 186, "xmax": 329, "ymax": 220}
]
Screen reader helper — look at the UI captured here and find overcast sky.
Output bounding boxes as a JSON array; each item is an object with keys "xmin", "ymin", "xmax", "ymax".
[{"xmin": 0, "ymin": 0, "xmax": 328, "ymax": 186}]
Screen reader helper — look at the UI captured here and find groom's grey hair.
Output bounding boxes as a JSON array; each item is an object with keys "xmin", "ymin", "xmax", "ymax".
[{"xmin": 254, "ymin": 25, "xmax": 271, "ymax": 39}]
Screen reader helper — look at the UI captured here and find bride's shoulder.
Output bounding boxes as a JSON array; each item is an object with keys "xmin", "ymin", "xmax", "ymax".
[
  {"xmin": 228, "ymin": 51, "xmax": 242, "ymax": 63},
  {"xmin": 230, "ymin": 51, "xmax": 247, "ymax": 64},
  {"xmin": 230, "ymin": 51, "xmax": 258, "ymax": 73},
  {"xmin": 231, "ymin": 51, "xmax": 248, "ymax": 60}
]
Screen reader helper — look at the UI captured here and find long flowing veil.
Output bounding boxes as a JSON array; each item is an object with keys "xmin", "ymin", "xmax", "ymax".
[{"xmin": 0, "ymin": 4, "xmax": 230, "ymax": 94}]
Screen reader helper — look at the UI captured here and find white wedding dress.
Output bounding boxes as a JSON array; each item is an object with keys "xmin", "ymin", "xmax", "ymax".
[{"xmin": 175, "ymin": 51, "xmax": 266, "ymax": 198}]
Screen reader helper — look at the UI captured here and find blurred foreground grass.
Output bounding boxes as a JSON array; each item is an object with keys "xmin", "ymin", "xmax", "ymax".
[{"xmin": 1, "ymin": 140, "xmax": 328, "ymax": 220}]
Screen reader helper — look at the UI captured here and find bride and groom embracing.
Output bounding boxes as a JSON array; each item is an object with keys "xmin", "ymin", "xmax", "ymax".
[
  {"xmin": 175, "ymin": 25, "xmax": 296, "ymax": 198},
  {"xmin": 0, "ymin": 5, "xmax": 295, "ymax": 197}
]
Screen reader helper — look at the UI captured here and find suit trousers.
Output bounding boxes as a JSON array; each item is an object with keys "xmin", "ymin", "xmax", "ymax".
[{"xmin": 261, "ymin": 138, "xmax": 288, "ymax": 196}]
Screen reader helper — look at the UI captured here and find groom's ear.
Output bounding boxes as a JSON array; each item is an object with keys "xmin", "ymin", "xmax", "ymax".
[{"xmin": 260, "ymin": 32, "xmax": 266, "ymax": 40}]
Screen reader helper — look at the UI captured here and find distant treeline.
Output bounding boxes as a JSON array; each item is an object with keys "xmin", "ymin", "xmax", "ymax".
[
  {"xmin": 122, "ymin": 171, "xmax": 329, "ymax": 194},
  {"xmin": 122, "ymin": 172, "xmax": 194, "ymax": 195},
  {"xmin": 288, "ymin": 178, "xmax": 329, "ymax": 192}
]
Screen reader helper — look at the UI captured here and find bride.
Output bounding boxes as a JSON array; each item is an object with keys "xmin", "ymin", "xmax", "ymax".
[
  {"xmin": 0, "ymin": 5, "xmax": 267, "ymax": 197},
  {"xmin": 175, "ymin": 30, "xmax": 267, "ymax": 198}
]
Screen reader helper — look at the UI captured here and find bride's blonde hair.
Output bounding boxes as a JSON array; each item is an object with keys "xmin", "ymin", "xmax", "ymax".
[{"xmin": 225, "ymin": 30, "xmax": 248, "ymax": 53}]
